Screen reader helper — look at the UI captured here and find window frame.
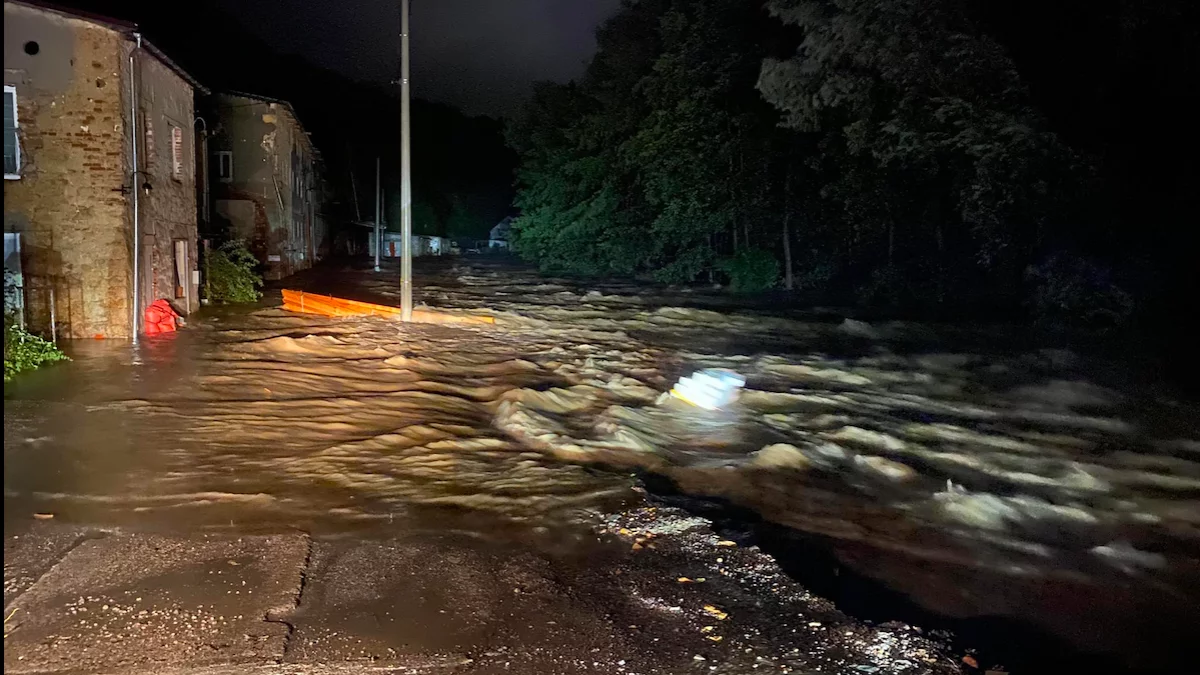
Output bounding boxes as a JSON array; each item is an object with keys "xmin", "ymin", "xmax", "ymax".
[
  {"xmin": 169, "ymin": 124, "xmax": 183, "ymax": 180},
  {"xmin": 173, "ymin": 239, "xmax": 189, "ymax": 301},
  {"xmin": 216, "ymin": 150, "xmax": 232, "ymax": 183},
  {"xmin": 4, "ymin": 85, "xmax": 20, "ymax": 180}
]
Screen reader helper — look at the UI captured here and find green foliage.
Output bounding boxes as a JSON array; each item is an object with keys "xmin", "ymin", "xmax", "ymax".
[
  {"xmin": 445, "ymin": 195, "xmax": 480, "ymax": 239},
  {"xmin": 792, "ymin": 248, "xmax": 838, "ymax": 293},
  {"xmin": 508, "ymin": 0, "xmax": 777, "ymax": 283},
  {"xmin": 758, "ymin": 0, "xmax": 1090, "ymax": 289},
  {"xmin": 1027, "ymin": 254, "xmax": 1134, "ymax": 328},
  {"xmin": 207, "ymin": 240, "xmax": 263, "ymax": 304},
  {"xmin": 4, "ymin": 314, "xmax": 68, "ymax": 381},
  {"xmin": 4, "ymin": 269, "xmax": 22, "ymax": 315},
  {"xmin": 506, "ymin": 0, "xmax": 1122, "ymax": 316},
  {"xmin": 856, "ymin": 264, "xmax": 912, "ymax": 309},
  {"xmin": 719, "ymin": 249, "xmax": 780, "ymax": 293}
]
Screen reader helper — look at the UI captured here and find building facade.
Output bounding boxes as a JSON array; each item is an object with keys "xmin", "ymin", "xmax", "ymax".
[
  {"xmin": 489, "ymin": 216, "xmax": 513, "ymax": 250},
  {"xmin": 367, "ymin": 231, "xmax": 450, "ymax": 258},
  {"xmin": 3, "ymin": 0, "xmax": 203, "ymax": 339},
  {"xmin": 207, "ymin": 92, "xmax": 325, "ymax": 280}
]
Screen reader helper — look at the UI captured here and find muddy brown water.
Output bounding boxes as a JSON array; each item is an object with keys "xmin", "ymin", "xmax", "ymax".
[{"xmin": 5, "ymin": 256, "xmax": 1199, "ymax": 673}]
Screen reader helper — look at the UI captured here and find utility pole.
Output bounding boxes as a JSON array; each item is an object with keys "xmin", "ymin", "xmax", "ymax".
[
  {"xmin": 348, "ymin": 143, "xmax": 361, "ymax": 223},
  {"xmin": 374, "ymin": 155, "xmax": 381, "ymax": 272},
  {"xmin": 399, "ymin": 0, "xmax": 413, "ymax": 320}
]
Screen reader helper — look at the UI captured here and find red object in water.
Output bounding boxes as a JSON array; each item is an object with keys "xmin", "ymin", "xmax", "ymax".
[{"xmin": 143, "ymin": 299, "xmax": 181, "ymax": 335}]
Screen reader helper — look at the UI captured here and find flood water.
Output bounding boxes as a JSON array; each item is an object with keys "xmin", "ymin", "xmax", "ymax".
[{"xmin": 5, "ymin": 256, "xmax": 1199, "ymax": 672}]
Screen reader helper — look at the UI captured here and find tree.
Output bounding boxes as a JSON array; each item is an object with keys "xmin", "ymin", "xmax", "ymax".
[
  {"xmin": 507, "ymin": 0, "xmax": 784, "ymax": 282},
  {"xmin": 625, "ymin": 0, "xmax": 779, "ymax": 282},
  {"xmin": 758, "ymin": 0, "xmax": 1088, "ymax": 301},
  {"xmin": 506, "ymin": 0, "xmax": 1118, "ymax": 318}
]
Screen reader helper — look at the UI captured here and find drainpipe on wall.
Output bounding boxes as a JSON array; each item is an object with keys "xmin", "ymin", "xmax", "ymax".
[
  {"xmin": 129, "ymin": 32, "xmax": 143, "ymax": 343},
  {"xmin": 195, "ymin": 115, "xmax": 209, "ymax": 306},
  {"xmin": 195, "ymin": 115, "xmax": 208, "ymax": 227}
]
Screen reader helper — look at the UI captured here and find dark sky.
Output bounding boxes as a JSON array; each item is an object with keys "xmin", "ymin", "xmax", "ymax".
[{"xmin": 211, "ymin": 0, "xmax": 622, "ymax": 116}]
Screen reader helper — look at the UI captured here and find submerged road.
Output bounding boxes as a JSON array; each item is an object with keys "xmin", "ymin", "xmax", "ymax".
[{"xmin": 4, "ymin": 256, "xmax": 1198, "ymax": 674}]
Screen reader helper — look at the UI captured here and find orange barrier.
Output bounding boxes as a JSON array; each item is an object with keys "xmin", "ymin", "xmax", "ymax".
[{"xmin": 281, "ymin": 289, "xmax": 495, "ymax": 325}]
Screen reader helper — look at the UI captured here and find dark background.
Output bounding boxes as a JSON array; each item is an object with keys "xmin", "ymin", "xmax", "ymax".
[{"xmin": 56, "ymin": 0, "xmax": 1197, "ymax": 244}]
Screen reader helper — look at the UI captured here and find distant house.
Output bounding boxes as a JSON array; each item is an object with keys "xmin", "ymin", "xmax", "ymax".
[
  {"xmin": 364, "ymin": 226, "xmax": 450, "ymax": 258},
  {"xmin": 3, "ymin": 0, "xmax": 206, "ymax": 339},
  {"xmin": 206, "ymin": 91, "xmax": 326, "ymax": 280},
  {"xmin": 489, "ymin": 216, "xmax": 513, "ymax": 249}
]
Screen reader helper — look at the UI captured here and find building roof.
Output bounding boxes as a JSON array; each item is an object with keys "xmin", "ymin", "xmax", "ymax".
[
  {"xmin": 490, "ymin": 217, "xmax": 514, "ymax": 240},
  {"xmin": 5, "ymin": 0, "xmax": 210, "ymax": 94},
  {"xmin": 216, "ymin": 90, "xmax": 321, "ymax": 159}
]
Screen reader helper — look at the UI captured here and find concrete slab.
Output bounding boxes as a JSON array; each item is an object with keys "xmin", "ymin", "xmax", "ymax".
[
  {"xmin": 285, "ymin": 532, "xmax": 666, "ymax": 674},
  {"xmin": 3, "ymin": 533, "xmax": 310, "ymax": 674},
  {"xmin": 85, "ymin": 664, "xmax": 463, "ymax": 675},
  {"xmin": 4, "ymin": 521, "xmax": 99, "ymax": 607}
]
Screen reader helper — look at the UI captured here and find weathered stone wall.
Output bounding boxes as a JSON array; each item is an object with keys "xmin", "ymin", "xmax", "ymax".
[
  {"xmin": 137, "ymin": 49, "xmax": 198, "ymax": 315},
  {"xmin": 3, "ymin": 4, "xmax": 132, "ymax": 339},
  {"xmin": 272, "ymin": 105, "xmax": 305, "ymax": 280},
  {"xmin": 209, "ymin": 94, "xmax": 320, "ymax": 281},
  {"xmin": 3, "ymin": 4, "xmax": 198, "ymax": 338},
  {"xmin": 209, "ymin": 95, "xmax": 274, "ymax": 275}
]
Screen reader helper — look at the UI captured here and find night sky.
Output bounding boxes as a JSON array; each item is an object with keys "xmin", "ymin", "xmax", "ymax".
[{"xmin": 210, "ymin": 0, "xmax": 622, "ymax": 116}]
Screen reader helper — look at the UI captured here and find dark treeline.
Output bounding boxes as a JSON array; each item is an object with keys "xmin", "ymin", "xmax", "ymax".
[
  {"xmin": 407, "ymin": 102, "xmax": 514, "ymax": 239},
  {"xmin": 507, "ymin": 0, "xmax": 1198, "ymax": 337}
]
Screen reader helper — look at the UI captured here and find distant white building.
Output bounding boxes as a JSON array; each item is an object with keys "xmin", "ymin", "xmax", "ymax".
[
  {"xmin": 362, "ymin": 223, "xmax": 450, "ymax": 258},
  {"xmin": 489, "ymin": 217, "xmax": 514, "ymax": 250}
]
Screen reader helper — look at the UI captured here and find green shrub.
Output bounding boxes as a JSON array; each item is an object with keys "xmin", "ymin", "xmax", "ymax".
[
  {"xmin": 718, "ymin": 248, "xmax": 779, "ymax": 293},
  {"xmin": 855, "ymin": 261, "xmax": 953, "ymax": 310},
  {"xmin": 857, "ymin": 264, "xmax": 903, "ymax": 308},
  {"xmin": 4, "ymin": 314, "xmax": 68, "ymax": 381},
  {"xmin": 4, "ymin": 268, "xmax": 22, "ymax": 315},
  {"xmin": 207, "ymin": 240, "xmax": 263, "ymax": 304},
  {"xmin": 1026, "ymin": 254, "xmax": 1133, "ymax": 328},
  {"xmin": 793, "ymin": 249, "xmax": 838, "ymax": 293}
]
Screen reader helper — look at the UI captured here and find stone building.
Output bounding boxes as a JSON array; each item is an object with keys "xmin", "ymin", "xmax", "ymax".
[
  {"xmin": 207, "ymin": 91, "xmax": 326, "ymax": 281},
  {"xmin": 3, "ymin": 0, "xmax": 205, "ymax": 339}
]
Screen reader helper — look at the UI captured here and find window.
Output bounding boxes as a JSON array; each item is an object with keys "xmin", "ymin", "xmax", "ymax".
[
  {"xmin": 4, "ymin": 85, "xmax": 19, "ymax": 179},
  {"xmin": 216, "ymin": 151, "xmax": 232, "ymax": 183},
  {"xmin": 144, "ymin": 114, "xmax": 154, "ymax": 162},
  {"xmin": 170, "ymin": 125, "xmax": 183, "ymax": 179}
]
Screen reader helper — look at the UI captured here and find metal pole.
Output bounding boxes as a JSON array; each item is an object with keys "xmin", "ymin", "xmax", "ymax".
[
  {"xmin": 49, "ymin": 286, "xmax": 56, "ymax": 346},
  {"xmin": 15, "ymin": 232, "xmax": 24, "ymax": 330},
  {"xmin": 348, "ymin": 144, "xmax": 362, "ymax": 223},
  {"xmin": 129, "ymin": 32, "xmax": 143, "ymax": 343},
  {"xmin": 400, "ymin": 0, "xmax": 413, "ymax": 321},
  {"xmin": 195, "ymin": 116, "xmax": 208, "ymax": 225},
  {"xmin": 374, "ymin": 155, "xmax": 381, "ymax": 272},
  {"xmin": 203, "ymin": 238, "xmax": 211, "ymax": 302}
]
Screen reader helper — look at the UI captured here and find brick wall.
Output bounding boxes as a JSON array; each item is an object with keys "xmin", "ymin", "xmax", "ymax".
[
  {"xmin": 3, "ymin": 5, "xmax": 132, "ymax": 339},
  {"xmin": 3, "ymin": 3, "xmax": 198, "ymax": 339},
  {"xmin": 137, "ymin": 48, "xmax": 198, "ymax": 315}
]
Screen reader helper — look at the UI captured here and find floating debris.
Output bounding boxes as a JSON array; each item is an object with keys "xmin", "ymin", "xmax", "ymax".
[
  {"xmin": 702, "ymin": 605, "xmax": 728, "ymax": 621},
  {"xmin": 669, "ymin": 369, "xmax": 746, "ymax": 410}
]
